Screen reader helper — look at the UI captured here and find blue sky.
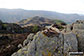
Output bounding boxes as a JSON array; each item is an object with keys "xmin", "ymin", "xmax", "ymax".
[{"xmin": 0, "ymin": 0, "xmax": 84, "ymax": 14}]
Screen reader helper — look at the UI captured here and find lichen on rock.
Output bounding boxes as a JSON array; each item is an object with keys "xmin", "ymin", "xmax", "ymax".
[{"xmin": 12, "ymin": 20, "xmax": 84, "ymax": 56}]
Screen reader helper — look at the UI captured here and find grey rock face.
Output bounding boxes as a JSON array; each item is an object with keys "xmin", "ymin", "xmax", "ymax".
[
  {"xmin": 72, "ymin": 20, "xmax": 84, "ymax": 52},
  {"xmin": 12, "ymin": 31, "xmax": 64, "ymax": 56},
  {"xmin": 12, "ymin": 20, "xmax": 84, "ymax": 56},
  {"xmin": 64, "ymin": 32, "xmax": 78, "ymax": 54},
  {"xmin": 74, "ymin": 30, "xmax": 84, "ymax": 52},
  {"xmin": 65, "ymin": 20, "xmax": 84, "ymax": 52}
]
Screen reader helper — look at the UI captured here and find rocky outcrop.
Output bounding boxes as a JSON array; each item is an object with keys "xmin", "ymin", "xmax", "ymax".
[
  {"xmin": 74, "ymin": 30, "xmax": 84, "ymax": 52},
  {"xmin": 64, "ymin": 32, "xmax": 78, "ymax": 54},
  {"xmin": 11, "ymin": 26, "xmax": 77, "ymax": 56},
  {"xmin": 12, "ymin": 20, "xmax": 84, "ymax": 56},
  {"xmin": 12, "ymin": 27, "xmax": 64, "ymax": 56},
  {"xmin": 65, "ymin": 20, "xmax": 84, "ymax": 52}
]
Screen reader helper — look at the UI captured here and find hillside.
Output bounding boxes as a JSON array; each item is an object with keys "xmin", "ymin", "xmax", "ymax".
[
  {"xmin": 0, "ymin": 20, "xmax": 45, "ymax": 56},
  {"xmin": 0, "ymin": 8, "xmax": 84, "ymax": 23},
  {"xmin": 17, "ymin": 16, "xmax": 66, "ymax": 27},
  {"xmin": 17, "ymin": 16, "xmax": 53, "ymax": 27},
  {"xmin": 0, "ymin": 22, "xmax": 24, "ymax": 33}
]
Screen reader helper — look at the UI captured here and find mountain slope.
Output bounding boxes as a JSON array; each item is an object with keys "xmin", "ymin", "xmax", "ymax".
[
  {"xmin": 0, "ymin": 8, "xmax": 84, "ymax": 23},
  {"xmin": 17, "ymin": 16, "xmax": 53, "ymax": 26},
  {"xmin": 17, "ymin": 16, "xmax": 66, "ymax": 27}
]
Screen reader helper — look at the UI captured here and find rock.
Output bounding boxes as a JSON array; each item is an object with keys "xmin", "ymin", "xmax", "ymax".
[
  {"xmin": 75, "ymin": 20, "xmax": 84, "ymax": 24},
  {"xmin": 73, "ymin": 24, "xmax": 84, "ymax": 30},
  {"xmin": 64, "ymin": 20, "xmax": 84, "ymax": 52},
  {"xmin": 50, "ymin": 27, "xmax": 60, "ymax": 33},
  {"xmin": 64, "ymin": 32, "xmax": 78, "ymax": 54},
  {"xmin": 12, "ymin": 20, "xmax": 84, "ymax": 56},
  {"xmin": 27, "ymin": 31, "xmax": 63, "ymax": 56},
  {"xmin": 18, "ymin": 44, "xmax": 23, "ymax": 48},
  {"xmin": 74, "ymin": 30, "xmax": 84, "ymax": 52},
  {"xmin": 71, "ymin": 20, "xmax": 84, "ymax": 51},
  {"xmin": 43, "ymin": 26, "xmax": 60, "ymax": 37},
  {"xmin": 12, "ymin": 31, "xmax": 64, "ymax": 56},
  {"xmin": 23, "ymin": 33, "xmax": 34, "ymax": 46},
  {"xmin": 65, "ymin": 24, "xmax": 73, "ymax": 32},
  {"xmin": 11, "ymin": 53, "xmax": 18, "ymax": 56}
]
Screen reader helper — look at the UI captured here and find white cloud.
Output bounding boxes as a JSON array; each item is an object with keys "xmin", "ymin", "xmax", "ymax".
[{"xmin": 0, "ymin": 0, "xmax": 84, "ymax": 14}]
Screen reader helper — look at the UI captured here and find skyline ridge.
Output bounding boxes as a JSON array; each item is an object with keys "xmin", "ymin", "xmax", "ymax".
[{"xmin": 0, "ymin": 8, "xmax": 83, "ymax": 15}]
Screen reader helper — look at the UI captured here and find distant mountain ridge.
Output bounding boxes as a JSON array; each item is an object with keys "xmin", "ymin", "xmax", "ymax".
[{"xmin": 0, "ymin": 8, "xmax": 84, "ymax": 23}]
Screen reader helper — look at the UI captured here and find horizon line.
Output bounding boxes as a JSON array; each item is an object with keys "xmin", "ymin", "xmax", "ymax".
[{"xmin": 0, "ymin": 8, "xmax": 83, "ymax": 15}]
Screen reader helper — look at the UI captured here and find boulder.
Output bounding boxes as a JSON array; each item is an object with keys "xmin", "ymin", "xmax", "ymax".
[
  {"xmin": 64, "ymin": 32, "xmax": 78, "ymax": 54},
  {"xmin": 73, "ymin": 24, "xmax": 84, "ymax": 30},
  {"xmin": 74, "ymin": 30, "xmax": 84, "ymax": 52},
  {"xmin": 65, "ymin": 24, "xmax": 72, "ymax": 32}
]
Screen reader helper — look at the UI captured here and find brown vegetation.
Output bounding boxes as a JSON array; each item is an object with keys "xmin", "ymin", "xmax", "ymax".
[{"xmin": 0, "ymin": 33, "xmax": 29, "ymax": 56}]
